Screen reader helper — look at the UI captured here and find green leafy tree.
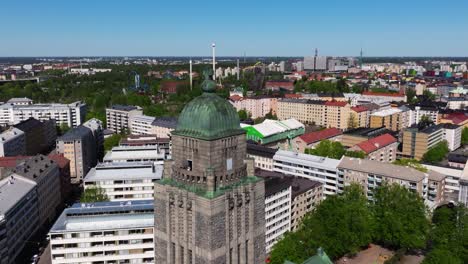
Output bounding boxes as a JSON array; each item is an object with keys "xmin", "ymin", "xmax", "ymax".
[
  {"xmin": 104, "ymin": 133, "xmax": 122, "ymax": 152},
  {"xmin": 270, "ymin": 184, "xmax": 373, "ymax": 263},
  {"xmin": 392, "ymin": 158, "xmax": 428, "ymax": 172},
  {"xmin": 344, "ymin": 150, "xmax": 366, "ymax": 158},
  {"xmin": 57, "ymin": 123, "xmax": 71, "ymax": 136},
  {"xmin": 422, "ymin": 141, "xmax": 449, "ymax": 163},
  {"xmin": 347, "ymin": 114, "xmax": 358, "ymax": 129},
  {"xmin": 372, "ymin": 183, "xmax": 429, "ymax": 250},
  {"xmin": 406, "ymin": 88, "xmax": 417, "ymax": 103},
  {"xmin": 461, "ymin": 127, "xmax": 468, "ymax": 145},
  {"xmin": 265, "ymin": 110, "xmax": 278, "ymax": 120},
  {"xmin": 80, "ymin": 186, "xmax": 109, "ymax": 203},
  {"xmin": 238, "ymin": 109, "xmax": 249, "ymax": 120},
  {"xmin": 306, "ymin": 140, "xmax": 345, "ymax": 159},
  {"xmin": 422, "ymin": 205, "xmax": 468, "ymax": 264}
]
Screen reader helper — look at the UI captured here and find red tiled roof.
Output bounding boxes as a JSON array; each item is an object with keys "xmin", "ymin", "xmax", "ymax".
[
  {"xmin": 298, "ymin": 128, "xmax": 342, "ymax": 144},
  {"xmin": 362, "ymin": 91, "xmax": 404, "ymax": 97},
  {"xmin": 324, "ymin": 101, "xmax": 347, "ymax": 107},
  {"xmin": 284, "ymin": 94, "xmax": 302, "ymax": 99},
  {"xmin": 351, "ymin": 105, "xmax": 368, "ymax": 113},
  {"xmin": 229, "ymin": 95, "xmax": 243, "ymax": 101},
  {"xmin": 442, "ymin": 112, "xmax": 468, "ymax": 125},
  {"xmin": 0, "ymin": 156, "xmax": 30, "ymax": 168},
  {"xmin": 48, "ymin": 153, "xmax": 70, "ymax": 168},
  {"xmin": 265, "ymin": 81, "xmax": 294, "ymax": 87},
  {"xmin": 355, "ymin": 133, "xmax": 397, "ymax": 154}
]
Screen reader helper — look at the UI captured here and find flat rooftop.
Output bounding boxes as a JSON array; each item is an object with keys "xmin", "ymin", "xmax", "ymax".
[
  {"xmin": 84, "ymin": 162, "xmax": 163, "ymax": 182},
  {"xmin": 370, "ymin": 108, "xmax": 402, "ymax": 117},
  {"xmin": 274, "ymin": 149, "xmax": 341, "ymax": 170},
  {"xmin": 338, "ymin": 157, "xmax": 426, "ymax": 182},
  {"xmin": 103, "ymin": 145, "xmax": 164, "ymax": 161},
  {"xmin": 49, "ymin": 200, "xmax": 154, "ymax": 233},
  {"xmin": 0, "ymin": 174, "xmax": 36, "ymax": 217}
]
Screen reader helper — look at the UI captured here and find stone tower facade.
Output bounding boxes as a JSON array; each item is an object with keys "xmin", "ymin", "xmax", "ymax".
[{"xmin": 154, "ymin": 71, "xmax": 266, "ymax": 264}]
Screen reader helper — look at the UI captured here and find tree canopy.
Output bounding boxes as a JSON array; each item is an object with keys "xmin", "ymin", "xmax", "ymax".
[
  {"xmin": 269, "ymin": 184, "xmax": 373, "ymax": 263},
  {"xmin": 372, "ymin": 183, "xmax": 429, "ymax": 250},
  {"xmin": 305, "ymin": 140, "xmax": 366, "ymax": 159},
  {"xmin": 422, "ymin": 141, "xmax": 449, "ymax": 163},
  {"xmin": 462, "ymin": 127, "xmax": 468, "ymax": 145},
  {"xmin": 80, "ymin": 186, "xmax": 109, "ymax": 203},
  {"xmin": 422, "ymin": 205, "xmax": 468, "ymax": 264}
]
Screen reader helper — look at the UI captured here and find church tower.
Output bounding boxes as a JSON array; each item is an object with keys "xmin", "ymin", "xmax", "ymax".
[{"xmin": 154, "ymin": 71, "xmax": 266, "ymax": 264}]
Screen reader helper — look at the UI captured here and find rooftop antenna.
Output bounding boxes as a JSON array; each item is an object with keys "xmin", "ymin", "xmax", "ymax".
[
  {"xmin": 360, "ymin": 48, "xmax": 363, "ymax": 69},
  {"xmin": 211, "ymin": 43, "xmax": 216, "ymax": 81},
  {"xmin": 189, "ymin": 58, "xmax": 193, "ymax": 91},
  {"xmin": 237, "ymin": 58, "xmax": 240, "ymax": 81},
  {"xmin": 314, "ymin": 48, "xmax": 318, "ymax": 72}
]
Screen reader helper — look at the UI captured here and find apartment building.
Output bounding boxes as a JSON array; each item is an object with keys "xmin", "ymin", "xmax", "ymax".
[
  {"xmin": 0, "ymin": 127, "xmax": 25, "ymax": 157},
  {"xmin": 402, "ymin": 124, "xmax": 444, "ymax": 160},
  {"xmin": 13, "ymin": 155, "xmax": 62, "ymax": 225},
  {"xmin": 48, "ymin": 200, "xmax": 155, "ymax": 264},
  {"xmin": 277, "ymin": 99, "xmax": 360, "ymax": 130},
  {"xmin": 408, "ymin": 105, "xmax": 439, "ymax": 125},
  {"xmin": 341, "ymin": 127, "xmax": 395, "ymax": 148},
  {"xmin": 0, "ymin": 99, "xmax": 86, "ymax": 127},
  {"xmin": 83, "ymin": 162, "xmax": 162, "ymax": 201},
  {"xmin": 150, "ymin": 117, "xmax": 177, "ymax": 138},
  {"xmin": 290, "ymin": 178, "xmax": 323, "ymax": 231},
  {"xmin": 83, "ymin": 118, "xmax": 105, "ymax": 161},
  {"xmin": 103, "ymin": 145, "xmax": 165, "ymax": 165},
  {"xmin": 370, "ymin": 107, "xmax": 408, "ymax": 131},
  {"xmin": 246, "ymin": 143, "xmax": 277, "ymax": 171},
  {"xmin": 255, "ymin": 170, "xmax": 292, "ymax": 253},
  {"xmin": 273, "ymin": 149, "xmax": 342, "ymax": 195},
  {"xmin": 120, "ymin": 135, "xmax": 171, "ymax": 159},
  {"xmin": 106, "ymin": 105, "xmax": 143, "ymax": 133},
  {"xmin": 293, "ymin": 127, "xmax": 342, "ymax": 153},
  {"xmin": 56, "ymin": 126, "xmax": 97, "ymax": 183},
  {"xmin": 129, "ymin": 115, "xmax": 155, "ymax": 135},
  {"xmin": 229, "ymin": 95, "xmax": 278, "ymax": 119},
  {"xmin": 338, "ymin": 157, "xmax": 446, "ymax": 208},
  {"xmin": 48, "ymin": 153, "xmax": 72, "ymax": 204},
  {"xmin": 423, "ymin": 163, "xmax": 463, "ymax": 202},
  {"xmin": 350, "ymin": 133, "xmax": 398, "ymax": 163},
  {"xmin": 442, "ymin": 123, "xmax": 462, "ymax": 151},
  {"xmin": 14, "ymin": 118, "xmax": 57, "ymax": 155},
  {"xmin": 350, "ymin": 105, "xmax": 370, "ymax": 128},
  {"xmin": 0, "ymin": 174, "xmax": 39, "ymax": 264}
]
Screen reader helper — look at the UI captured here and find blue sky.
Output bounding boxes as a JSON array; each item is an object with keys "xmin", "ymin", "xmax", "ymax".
[{"xmin": 2, "ymin": 0, "xmax": 468, "ymax": 57}]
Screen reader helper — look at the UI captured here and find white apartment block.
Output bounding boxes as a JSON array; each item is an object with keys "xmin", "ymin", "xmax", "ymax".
[
  {"xmin": 273, "ymin": 150, "xmax": 342, "ymax": 195},
  {"xmin": 264, "ymin": 180, "xmax": 291, "ymax": 253},
  {"xmin": 83, "ymin": 162, "xmax": 162, "ymax": 201},
  {"xmin": 0, "ymin": 174, "xmax": 39, "ymax": 264},
  {"xmin": 103, "ymin": 145, "xmax": 165, "ymax": 165},
  {"xmin": 0, "ymin": 127, "xmax": 25, "ymax": 157},
  {"xmin": 0, "ymin": 100, "xmax": 86, "ymax": 127},
  {"xmin": 48, "ymin": 200, "xmax": 155, "ymax": 264},
  {"xmin": 106, "ymin": 105, "xmax": 143, "ymax": 133},
  {"xmin": 129, "ymin": 115, "xmax": 155, "ymax": 135},
  {"xmin": 423, "ymin": 164, "xmax": 462, "ymax": 201},
  {"xmin": 408, "ymin": 106, "xmax": 439, "ymax": 126},
  {"xmin": 338, "ymin": 157, "xmax": 446, "ymax": 209},
  {"xmin": 443, "ymin": 124, "xmax": 462, "ymax": 151}
]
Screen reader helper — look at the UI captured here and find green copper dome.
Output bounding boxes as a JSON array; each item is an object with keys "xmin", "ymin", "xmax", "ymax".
[{"xmin": 173, "ymin": 71, "xmax": 244, "ymax": 140}]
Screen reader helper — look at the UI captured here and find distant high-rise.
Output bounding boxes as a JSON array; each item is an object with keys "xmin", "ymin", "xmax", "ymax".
[{"xmin": 154, "ymin": 71, "xmax": 266, "ymax": 264}]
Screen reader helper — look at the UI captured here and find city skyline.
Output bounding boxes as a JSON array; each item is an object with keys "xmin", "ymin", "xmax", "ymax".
[{"xmin": 2, "ymin": 0, "xmax": 468, "ymax": 57}]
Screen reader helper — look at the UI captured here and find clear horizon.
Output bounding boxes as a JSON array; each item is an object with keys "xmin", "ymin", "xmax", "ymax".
[{"xmin": 2, "ymin": 0, "xmax": 468, "ymax": 57}]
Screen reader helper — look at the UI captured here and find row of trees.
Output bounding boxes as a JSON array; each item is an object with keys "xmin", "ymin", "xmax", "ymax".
[
  {"xmin": 305, "ymin": 140, "xmax": 366, "ymax": 159},
  {"xmin": 270, "ymin": 183, "xmax": 431, "ymax": 263}
]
